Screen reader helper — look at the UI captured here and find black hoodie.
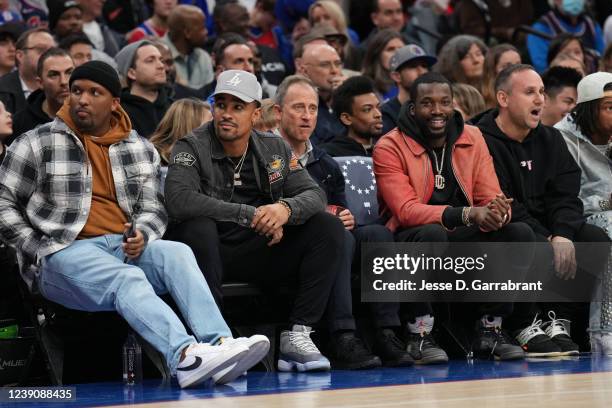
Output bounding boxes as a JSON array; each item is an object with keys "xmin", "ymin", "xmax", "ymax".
[
  {"xmin": 397, "ymin": 103, "xmax": 469, "ymax": 227},
  {"xmin": 476, "ymin": 109, "xmax": 585, "ymax": 240},
  {"xmin": 9, "ymin": 89, "xmax": 52, "ymax": 145},
  {"xmin": 120, "ymin": 86, "xmax": 173, "ymax": 139},
  {"xmin": 320, "ymin": 130, "xmax": 372, "ymax": 157}
]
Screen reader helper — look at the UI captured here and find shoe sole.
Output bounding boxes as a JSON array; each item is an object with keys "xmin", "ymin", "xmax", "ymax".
[
  {"xmin": 214, "ymin": 337, "xmax": 271, "ymax": 384},
  {"xmin": 495, "ymin": 351, "xmax": 526, "ymax": 361},
  {"xmin": 414, "ymin": 355, "xmax": 449, "ymax": 365},
  {"xmin": 473, "ymin": 350, "xmax": 525, "ymax": 361},
  {"xmin": 524, "ymin": 351, "xmax": 565, "ymax": 357},
  {"xmin": 277, "ymin": 359, "xmax": 331, "ymax": 372},
  {"xmin": 179, "ymin": 346, "xmax": 248, "ymax": 389},
  {"xmin": 382, "ymin": 357, "xmax": 414, "ymax": 367},
  {"xmin": 331, "ymin": 356, "xmax": 382, "ymax": 370},
  {"xmin": 558, "ymin": 350, "xmax": 579, "ymax": 356}
]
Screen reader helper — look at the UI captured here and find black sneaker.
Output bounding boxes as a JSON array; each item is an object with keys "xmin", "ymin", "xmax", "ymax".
[
  {"xmin": 473, "ymin": 324, "xmax": 525, "ymax": 361},
  {"xmin": 405, "ymin": 331, "xmax": 449, "ymax": 365},
  {"xmin": 372, "ymin": 329, "xmax": 414, "ymax": 367},
  {"xmin": 515, "ymin": 314, "xmax": 562, "ymax": 357},
  {"xmin": 327, "ymin": 331, "xmax": 382, "ymax": 370},
  {"xmin": 542, "ymin": 311, "xmax": 579, "ymax": 356}
]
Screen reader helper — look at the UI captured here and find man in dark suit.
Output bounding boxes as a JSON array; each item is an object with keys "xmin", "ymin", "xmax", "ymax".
[{"xmin": 0, "ymin": 28, "xmax": 55, "ymax": 114}]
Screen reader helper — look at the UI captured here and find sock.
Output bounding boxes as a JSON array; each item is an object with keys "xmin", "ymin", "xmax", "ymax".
[
  {"xmin": 481, "ymin": 315, "xmax": 502, "ymax": 328},
  {"xmin": 408, "ymin": 314, "xmax": 434, "ymax": 334}
]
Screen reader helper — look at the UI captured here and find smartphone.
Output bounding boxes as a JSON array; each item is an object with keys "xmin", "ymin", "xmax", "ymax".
[{"xmin": 123, "ymin": 216, "xmax": 137, "ymax": 263}]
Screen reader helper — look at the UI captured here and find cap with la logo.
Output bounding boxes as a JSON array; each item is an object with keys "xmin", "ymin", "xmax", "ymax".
[{"xmin": 213, "ymin": 70, "xmax": 263, "ymax": 104}]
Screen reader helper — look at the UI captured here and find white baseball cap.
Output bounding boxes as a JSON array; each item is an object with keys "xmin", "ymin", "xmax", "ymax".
[
  {"xmin": 214, "ymin": 70, "xmax": 262, "ymax": 104},
  {"xmin": 576, "ymin": 72, "xmax": 612, "ymax": 104}
]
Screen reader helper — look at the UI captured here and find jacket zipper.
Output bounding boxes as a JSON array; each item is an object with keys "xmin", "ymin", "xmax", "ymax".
[
  {"xmin": 450, "ymin": 145, "xmax": 472, "ymax": 206},
  {"xmin": 424, "ymin": 154, "xmax": 433, "ymax": 201}
]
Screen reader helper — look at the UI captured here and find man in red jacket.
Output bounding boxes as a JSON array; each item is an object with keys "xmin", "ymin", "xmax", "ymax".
[{"xmin": 373, "ymin": 72, "xmax": 534, "ymax": 361}]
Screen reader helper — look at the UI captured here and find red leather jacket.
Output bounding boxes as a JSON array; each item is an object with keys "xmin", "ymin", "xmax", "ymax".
[{"xmin": 373, "ymin": 125, "xmax": 509, "ymax": 232}]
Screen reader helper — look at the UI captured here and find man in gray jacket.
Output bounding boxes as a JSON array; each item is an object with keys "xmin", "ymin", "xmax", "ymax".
[
  {"xmin": 164, "ymin": 70, "xmax": 346, "ymax": 372},
  {"xmin": 556, "ymin": 71, "xmax": 612, "ymax": 355}
]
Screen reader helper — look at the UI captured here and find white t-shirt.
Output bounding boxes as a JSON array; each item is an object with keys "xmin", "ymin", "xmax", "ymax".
[
  {"xmin": 83, "ymin": 20, "xmax": 105, "ymax": 51},
  {"xmin": 604, "ymin": 15, "xmax": 612, "ymax": 47}
]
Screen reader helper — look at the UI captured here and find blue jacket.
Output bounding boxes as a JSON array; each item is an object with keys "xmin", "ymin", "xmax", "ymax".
[
  {"xmin": 305, "ymin": 146, "xmax": 347, "ymax": 208},
  {"xmin": 527, "ymin": 10, "xmax": 604, "ymax": 73}
]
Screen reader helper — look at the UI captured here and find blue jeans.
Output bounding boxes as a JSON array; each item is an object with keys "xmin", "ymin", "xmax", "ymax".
[{"xmin": 37, "ymin": 235, "xmax": 232, "ymax": 374}]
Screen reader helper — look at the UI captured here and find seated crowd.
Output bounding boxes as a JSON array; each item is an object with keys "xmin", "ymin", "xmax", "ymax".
[{"xmin": 0, "ymin": 0, "xmax": 611, "ymax": 389}]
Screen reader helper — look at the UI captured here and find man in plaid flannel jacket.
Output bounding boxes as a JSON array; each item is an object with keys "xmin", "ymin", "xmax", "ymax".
[{"xmin": 0, "ymin": 61, "xmax": 268, "ymax": 388}]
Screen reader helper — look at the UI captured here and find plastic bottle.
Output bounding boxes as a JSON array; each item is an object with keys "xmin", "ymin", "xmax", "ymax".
[{"xmin": 122, "ymin": 331, "xmax": 143, "ymax": 385}]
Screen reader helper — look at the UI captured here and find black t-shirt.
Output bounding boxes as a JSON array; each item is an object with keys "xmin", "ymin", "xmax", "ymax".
[
  {"xmin": 217, "ymin": 149, "xmax": 271, "ymax": 242},
  {"xmin": 427, "ymin": 145, "xmax": 467, "ymax": 207},
  {"xmin": 229, "ymin": 150, "xmax": 267, "ymax": 208},
  {"xmin": 427, "ymin": 145, "xmax": 469, "ymax": 229}
]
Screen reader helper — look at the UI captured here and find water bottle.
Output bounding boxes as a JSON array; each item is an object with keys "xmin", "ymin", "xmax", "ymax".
[{"xmin": 122, "ymin": 331, "xmax": 142, "ymax": 385}]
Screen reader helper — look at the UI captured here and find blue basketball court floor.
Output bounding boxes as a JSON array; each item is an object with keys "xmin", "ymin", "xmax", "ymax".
[{"xmin": 9, "ymin": 355, "xmax": 612, "ymax": 408}]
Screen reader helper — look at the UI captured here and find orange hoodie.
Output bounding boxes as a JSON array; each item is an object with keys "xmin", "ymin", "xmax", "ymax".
[{"xmin": 56, "ymin": 101, "xmax": 132, "ymax": 239}]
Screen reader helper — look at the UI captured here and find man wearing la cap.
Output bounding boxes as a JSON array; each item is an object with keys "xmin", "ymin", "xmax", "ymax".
[
  {"xmin": 555, "ymin": 71, "xmax": 612, "ymax": 355},
  {"xmin": 0, "ymin": 60, "xmax": 269, "ymax": 389},
  {"xmin": 381, "ymin": 43, "xmax": 437, "ymax": 136},
  {"xmin": 165, "ymin": 69, "xmax": 346, "ymax": 372}
]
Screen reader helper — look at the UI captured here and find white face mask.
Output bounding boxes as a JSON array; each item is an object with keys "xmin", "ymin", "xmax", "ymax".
[
  {"xmin": 416, "ymin": 0, "xmax": 450, "ymax": 9},
  {"xmin": 561, "ymin": 0, "xmax": 585, "ymax": 17}
]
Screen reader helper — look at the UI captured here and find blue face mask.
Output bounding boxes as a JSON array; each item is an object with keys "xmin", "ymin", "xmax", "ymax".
[{"xmin": 561, "ymin": 0, "xmax": 585, "ymax": 16}]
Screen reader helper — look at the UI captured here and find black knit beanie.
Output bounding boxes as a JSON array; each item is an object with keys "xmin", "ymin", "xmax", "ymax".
[
  {"xmin": 48, "ymin": 0, "xmax": 82, "ymax": 32},
  {"xmin": 69, "ymin": 60, "xmax": 122, "ymax": 97}
]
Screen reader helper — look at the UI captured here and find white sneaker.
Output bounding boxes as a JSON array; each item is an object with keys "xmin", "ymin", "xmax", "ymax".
[
  {"xmin": 591, "ymin": 332, "xmax": 612, "ymax": 355},
  {"xmin": 212, "ymin": 335, "xmax": 270, "ymax": 384},
  {"xmin": 176, "ymin": 342, "xmax": 248, "ymax": 389}
]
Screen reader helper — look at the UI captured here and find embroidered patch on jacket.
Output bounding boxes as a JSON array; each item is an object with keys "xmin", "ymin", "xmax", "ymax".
[
  {"xmin": 289, "ymin": 152, "xmax": 300, "ymax": 171},
  {"xmin": 268, "ymin": 171, "xmax": 283, "ymax": 183},
  {"xmin": 174, "ymin": 152, "xmax": 196, "ymax": 166},
  {"xmin": 268, "ymin": 154, "xmax": 285, "ymax": 172}
]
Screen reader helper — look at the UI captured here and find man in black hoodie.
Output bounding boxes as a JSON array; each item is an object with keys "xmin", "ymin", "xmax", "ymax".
[
  {"xmin": 475, "ymin": 64, "xmax": 611, "ymax": 356},
  {"xmin": 10, "ymin": 48, "xmax": 74, "ymax": 143},
  {"xmin": 115, "ymin": 40, "xmax": 172, "ymax": 138}
]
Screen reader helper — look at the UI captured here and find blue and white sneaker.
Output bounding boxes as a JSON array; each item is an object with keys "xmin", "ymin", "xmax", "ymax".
[
  {"xmin": 212, "ymin": 335, "xmax": 270, "ymax": 384},
  {"xmin": 176, "ymin": 342, "xmax": 248, "ymax": 389},
  {"xmin": 277, "ymin": 325, "xmax": 331, "ymax": 372}
]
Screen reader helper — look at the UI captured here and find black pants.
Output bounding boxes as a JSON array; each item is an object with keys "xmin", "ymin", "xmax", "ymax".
[
  {"xmin": 166, "ymin": 212, "xmax": 345, "ymax": 327},
  {"xmin": 395, "ymin": 222, "xmax": 536, "ymax": 320},
  {"xmin": 332, "ymin": 224, "xmax": 402, "ymax": 330},
  {"xmin": 506, "ymin": 222, "xmax": 611, "ymax": 332}
]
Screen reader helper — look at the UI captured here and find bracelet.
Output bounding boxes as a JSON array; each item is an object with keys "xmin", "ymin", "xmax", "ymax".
[
  {"xmin": 599, "ymin": 199, "xmax": 611, "ymax": 211},
  {"xmin": 277, "ymin": 200, "xmax": 292, "ymax": 218},
  {"xmin": 462, "ymin": 206, "xmax": 473, "ymax": 227}
]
